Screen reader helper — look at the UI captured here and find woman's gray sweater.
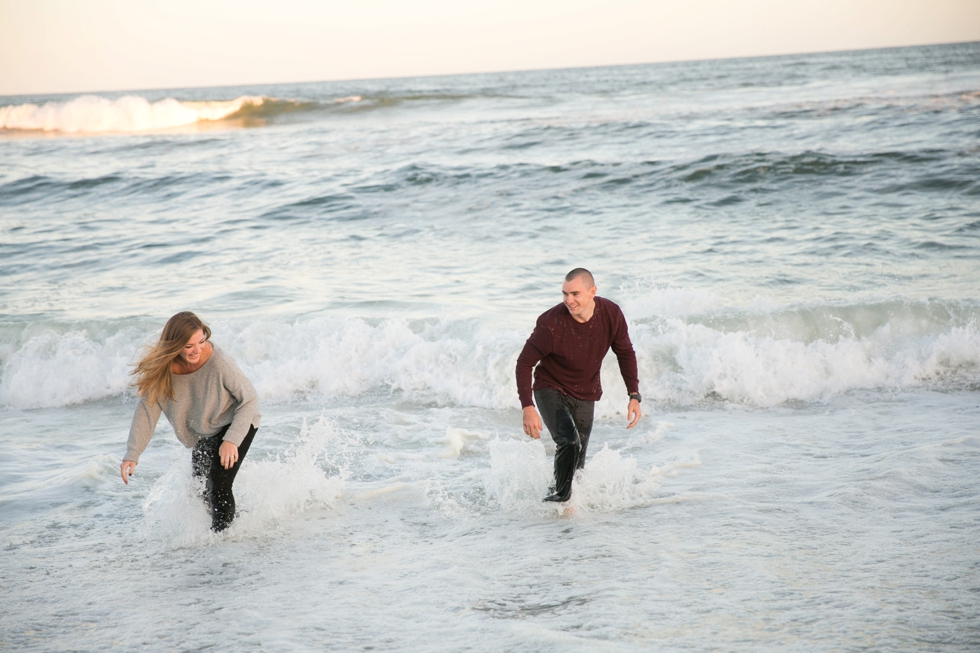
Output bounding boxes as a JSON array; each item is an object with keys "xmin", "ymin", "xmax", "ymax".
[{"xmin": 124, "ymin": 345, "xmax": 260, "ymax": 463}]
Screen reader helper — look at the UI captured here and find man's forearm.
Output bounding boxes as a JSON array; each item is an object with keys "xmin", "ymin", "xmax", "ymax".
[
  {"xmin": 616, "ymin": 352, "xmax": 640, "ymax": 395},
  {"xmin": 516, "ymin": 361, "xmax": 535, "ymax": 407},
  {"xmin": 515, "ymin": 344, "xmax": 542, "ymax": 408}
]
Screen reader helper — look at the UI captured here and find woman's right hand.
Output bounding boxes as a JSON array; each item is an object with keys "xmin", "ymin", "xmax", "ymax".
[{"xmin": 120, "ymin": 460, "xmax": 137, "ymax": 484}]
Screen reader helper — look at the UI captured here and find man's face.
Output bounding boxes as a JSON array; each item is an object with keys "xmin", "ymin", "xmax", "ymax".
[{"xmin": 562, "ymin": 276, "xmax": 597, "ymax": 320}]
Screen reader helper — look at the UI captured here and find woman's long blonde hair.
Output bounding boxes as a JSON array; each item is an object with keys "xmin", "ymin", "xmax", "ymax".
[{"xmin": 131, "ymin": 312, "xmax": 211, "ymax": 404}]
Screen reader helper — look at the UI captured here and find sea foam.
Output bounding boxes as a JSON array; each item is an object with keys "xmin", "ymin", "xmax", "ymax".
[
  {"xmin": 142, "ymin": 416, "xmax": 347, "ymax": 546},
  {"xmin": 482, "ymin": 438, "xmax": 684, "ymax": 515},
  {"xmin": 1, "ymin": 299, "xmax": 978, "ymax": 411},
  {"xmin": 0, "ymin": 326, "xmax": 137, "ymax": 409}
]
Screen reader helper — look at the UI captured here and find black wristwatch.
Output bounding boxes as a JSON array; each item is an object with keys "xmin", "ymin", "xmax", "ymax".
[{"xmin": 629, "ymin": 392, "xmax": 641, "ymax": 403}]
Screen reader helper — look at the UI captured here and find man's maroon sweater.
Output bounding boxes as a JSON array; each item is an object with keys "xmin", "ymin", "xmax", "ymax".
[{"xmin": 516, "ymin": 296, "xmax": 639, "ymax": 408}]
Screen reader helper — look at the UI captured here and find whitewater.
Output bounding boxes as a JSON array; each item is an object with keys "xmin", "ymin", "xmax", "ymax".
[{"xmin": 1, "ymin": 42, "xmax": 979, "ymax": 652}]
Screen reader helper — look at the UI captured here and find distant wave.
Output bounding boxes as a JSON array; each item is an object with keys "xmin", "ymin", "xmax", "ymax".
[{"xmin": 0, "ymin": 94, "xmax": 359, "ymax": 134}]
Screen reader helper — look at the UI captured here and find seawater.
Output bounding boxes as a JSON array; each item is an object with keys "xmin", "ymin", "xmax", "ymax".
[{"xmin": 1, "ymin": 43, "xmax": 979, "ymax": 651}]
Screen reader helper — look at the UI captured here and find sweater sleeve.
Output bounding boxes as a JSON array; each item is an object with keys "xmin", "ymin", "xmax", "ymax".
[
  {"xmin": 609, "ymin": 307, "xmax": 640, "ymax": 395},
  {"xmin": 515, "ymin": 317, "xmax": 553, "ymax": 409},
  {"xmin": 219, "ymin": 353, "xmax": 261, "ymax": 447},
  {"xmin": 125, "ymin": 396, "xmax": 162, "ymax": 463}
]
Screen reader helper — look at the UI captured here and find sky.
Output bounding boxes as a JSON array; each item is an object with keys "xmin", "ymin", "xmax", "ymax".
[{"xmin": 1, "ymin": 0, "xmax": 979, "ymax": 96}]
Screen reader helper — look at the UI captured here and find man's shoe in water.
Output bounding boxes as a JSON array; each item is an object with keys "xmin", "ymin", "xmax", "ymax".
[{"xmin": 543, "ymin": 492, "xmax": 570, "ymax": 503}]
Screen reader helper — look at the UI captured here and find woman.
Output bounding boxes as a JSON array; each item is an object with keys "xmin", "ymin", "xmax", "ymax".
[{"xmin": 120, "ymin": 311, "xmax": 260, "ymax": 532}]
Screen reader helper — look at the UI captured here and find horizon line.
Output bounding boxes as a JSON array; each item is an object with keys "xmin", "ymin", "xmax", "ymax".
[{"xmin": 2, "ymin": 38, "xmax": 977, "ymax": 102}]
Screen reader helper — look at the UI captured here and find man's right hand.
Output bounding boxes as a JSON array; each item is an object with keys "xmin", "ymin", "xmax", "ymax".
[{"xmin": 522, "ymin": 406, "xmax": 542, "ymax": 439}]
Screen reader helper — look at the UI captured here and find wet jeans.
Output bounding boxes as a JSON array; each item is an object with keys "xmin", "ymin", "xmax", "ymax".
[
  {"xmin": 534, "ymin": 388, "xmax": 595, "ymax": 500},
  {"xmin": 191, "ymin": 423, "xmax": 257, "ymax": 532}
]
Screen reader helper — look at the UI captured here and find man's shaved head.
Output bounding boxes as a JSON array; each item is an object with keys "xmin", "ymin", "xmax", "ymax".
[{"xmin": 564, "ymin": 268, "xmax": 595, "ymax": 288}]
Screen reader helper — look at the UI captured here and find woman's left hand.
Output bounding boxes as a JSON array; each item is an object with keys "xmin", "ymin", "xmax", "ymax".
[{"xmin": 219, "ymin": 441, "xmax": 239, "ymax": 470}]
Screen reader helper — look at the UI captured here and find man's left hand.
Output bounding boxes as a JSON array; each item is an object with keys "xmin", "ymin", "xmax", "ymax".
[
  {"xmin": 626, "ymin": 399, "xmax": 641, "ymax": 429},
  {"xmin": 219, "ymin": 441, "xmax": 239, "ymax": 470}
]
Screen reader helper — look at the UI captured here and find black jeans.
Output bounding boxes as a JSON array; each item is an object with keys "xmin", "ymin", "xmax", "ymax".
[
  {"xmin": 534, "ymin": 388, "xmax": 595, "ymax": 500},
  {"xmin": 192, "ymin": 423, "xmax": 257, "ymax": 532}
]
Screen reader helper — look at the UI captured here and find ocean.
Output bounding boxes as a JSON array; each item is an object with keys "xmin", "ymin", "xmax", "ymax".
[{"xmin": 1, "ymin": 42, "xmax": 979, "ymax": 651}]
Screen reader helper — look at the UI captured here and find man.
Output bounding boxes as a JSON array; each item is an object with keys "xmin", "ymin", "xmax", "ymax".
[{"xmin": 516, "ymin": 268, "xmax": 642, "ymax": 503}]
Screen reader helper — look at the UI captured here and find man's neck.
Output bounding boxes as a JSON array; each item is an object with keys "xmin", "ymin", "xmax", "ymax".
[{"xmin": 570, "ymin": 301, "xmax": 596, "ymax": 323}]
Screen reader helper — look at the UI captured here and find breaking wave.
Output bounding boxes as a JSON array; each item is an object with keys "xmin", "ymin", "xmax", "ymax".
[
  {"xmin": 2, "ymin": 295, "xmax": 978, "ymax": 412},
  {"xmin": 0, "ymin": 94, "xmax": 358, "ymax": 134}
]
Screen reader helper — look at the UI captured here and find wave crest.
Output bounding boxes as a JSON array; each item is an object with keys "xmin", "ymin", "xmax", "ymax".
[
  {"xmin": 2, "ymin": 298, "xmax": 979, "ymax": 411},
  {"xmin": 0, "ymin": 94, "xmax": 343, "ymax": 134}
]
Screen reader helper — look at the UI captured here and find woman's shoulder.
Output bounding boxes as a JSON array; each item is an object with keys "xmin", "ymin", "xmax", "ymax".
[
  {"xmin": 208, "ymin": 343, "xmax": 231, "ymax": 366},
  {"xmin": 208, "ymin": 344, "xmax": 247, "ymax": 375}
]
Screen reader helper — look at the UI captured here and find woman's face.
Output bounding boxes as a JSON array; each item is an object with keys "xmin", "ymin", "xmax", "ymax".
[{"xmin": 178, "ymin": 328, "xmax": 208, "ymax": 366}]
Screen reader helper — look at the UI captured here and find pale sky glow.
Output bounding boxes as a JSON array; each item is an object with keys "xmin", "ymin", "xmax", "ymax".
[{"xmin": 1, "ymin": 0, "xmax": 979, "ymax": 96}]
